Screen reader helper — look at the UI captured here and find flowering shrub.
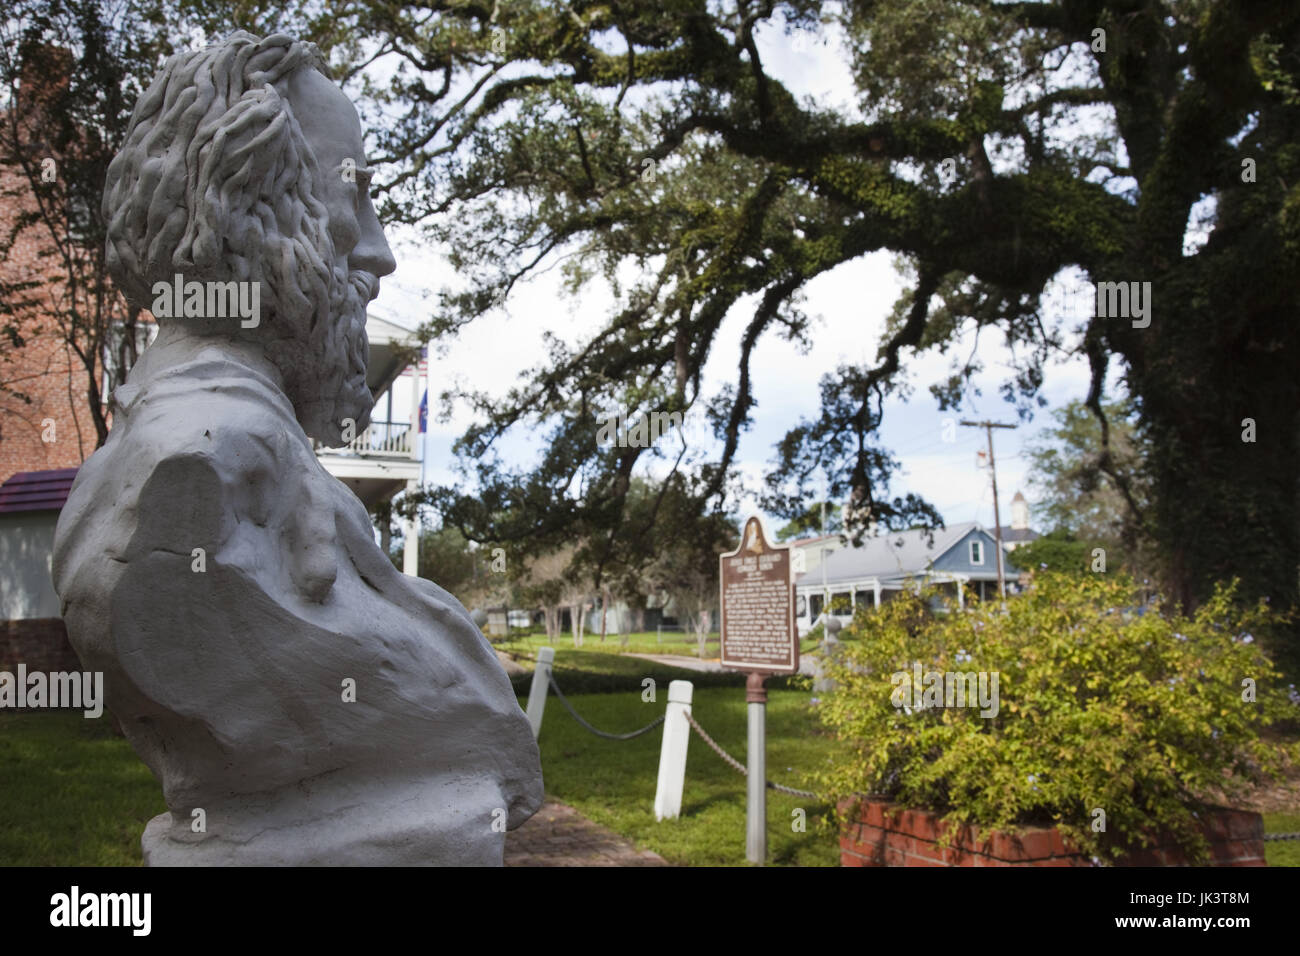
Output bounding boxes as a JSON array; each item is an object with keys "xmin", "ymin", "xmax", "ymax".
[{"xmin": 812, "ymin": 573, "xmax": 1298, "ymax": 862}]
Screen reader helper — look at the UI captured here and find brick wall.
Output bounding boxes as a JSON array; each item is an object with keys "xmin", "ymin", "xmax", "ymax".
[
  {"xmin": 0, "ymin": 617, "xmax": 83, "ymax": 675},
  {"xmin": 0, "ymin": 162, "xmax": 101, "ymax": 486},
  {"xmin": 840, "ymin": 798, "xmax": 1266, "ymax": 867}
]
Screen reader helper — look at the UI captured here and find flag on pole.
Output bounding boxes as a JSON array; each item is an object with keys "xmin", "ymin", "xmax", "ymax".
[
  {"xmin": 401, "ymin": 345, "xmax": 429, "ymax": 377},
  {"xmin": 418, "ymin": 390, "xmax": 427, "ymax": 434}
]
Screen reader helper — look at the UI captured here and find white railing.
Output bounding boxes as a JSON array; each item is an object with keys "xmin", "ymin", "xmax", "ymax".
[{"xmin": 315, "ymin": 420, "xmax": 413, "ymax": 458}]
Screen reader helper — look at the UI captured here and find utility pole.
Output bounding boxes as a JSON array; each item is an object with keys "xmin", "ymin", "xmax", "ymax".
[{"xmin": 960, "ymin": 420, "xmax": 1017, "ymax": 599}]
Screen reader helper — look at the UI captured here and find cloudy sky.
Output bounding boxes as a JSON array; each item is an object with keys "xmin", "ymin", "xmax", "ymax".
[{"xmin": 366, "ymin": 11, "xmax": 1126, "ymax": 536}]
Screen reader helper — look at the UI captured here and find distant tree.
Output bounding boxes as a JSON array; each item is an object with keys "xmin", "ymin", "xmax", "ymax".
[
  {"xmin": 412, "ymin": 525, "xmax": 478, "ymax": 604},
  {"xmin": 777, "ymin": 501, "xmax": 842, "ymax": 541},
  {"xmin": 1025, "ymin": 398, "xmax": 1151, "ymax": 579},
  {"xmin": 1011, "ymin": 529, "xmax": 1095, "ymax": 576}
]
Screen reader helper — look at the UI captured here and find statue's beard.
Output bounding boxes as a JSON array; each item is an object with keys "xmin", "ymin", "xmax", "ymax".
[{"xmin": 275, "ymin": 263, "xmax": 378, "ymax": 446}]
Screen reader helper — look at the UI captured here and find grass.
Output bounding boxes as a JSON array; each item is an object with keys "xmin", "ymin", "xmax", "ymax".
[
  {"xmin": 500, "ymin": 630, "xmax": 722, "ymax": 658},
  {"xmin": 526, "ymin": 684, "xmax": 840, "ymax": 867},
  {"xmin": 3, "ymin": 649, "xmax": 1298, "ymax": 867},
  {"xmin": 0, "ymin": 711, "xmax": 163, "ymax": 866},
  {"xmin": 1263, "ymin": 813, "xmax": 1300, "ymax": 867}
]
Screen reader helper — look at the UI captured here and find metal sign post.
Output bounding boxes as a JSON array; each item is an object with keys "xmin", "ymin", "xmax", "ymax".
[
  {"xmin": 719, "ymin": 516, "xmax": 797, "ymax": 865},
  {"xmin": 745, "ymin": 671, "xmax": 768, "ymax": 863}
]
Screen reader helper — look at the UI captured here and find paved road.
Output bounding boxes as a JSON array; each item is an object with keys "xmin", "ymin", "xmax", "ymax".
[
  {"xmin": 624, "ymin": 653, "xmax": 724, "ymax": 672},
  {"xmin": 505, "ymin": 800, "xmax": 669, "ymax": 867}
]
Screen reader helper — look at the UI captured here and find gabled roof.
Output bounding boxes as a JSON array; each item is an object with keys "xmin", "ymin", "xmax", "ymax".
[
  {"xmin": 794, "ymin": 521, "xmax": 989, "ymax": 587},
  {"xmin": 788, "ymin": 533, "xmax": 841, "ymax": 548},
  {"xmin": 998, "ymin": 526, "xmax": 1040, "ymax": 543},
  {"xmin": 0, "ymin": 467, "xmax": 78, "ymax": 514}
]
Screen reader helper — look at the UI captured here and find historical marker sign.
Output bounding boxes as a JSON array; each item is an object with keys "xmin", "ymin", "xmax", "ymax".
[{"xmin": 719, "ymin": 516, "xmax": 798, "ymax": 674}]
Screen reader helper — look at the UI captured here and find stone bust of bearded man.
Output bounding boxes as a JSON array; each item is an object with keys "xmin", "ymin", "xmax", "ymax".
[{"xmin": 52, "ymin": 31, "xmax": 542, "ymax": 865}]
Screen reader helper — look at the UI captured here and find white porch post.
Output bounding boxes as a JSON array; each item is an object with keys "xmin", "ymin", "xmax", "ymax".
[
  {"xmin": 958, "ymin": 576, "xmax": 965, "ymax": 610},
  {"xmin": 873, "ymin": 579, "xmax": 881, "ymax": 608},
  {"xmin": 402, "ymin": 366, "xmax": 421, "ymax": 577},
  {"xmin": 402, "ymin": 479, "xmax": 419, "ymax": 576}
]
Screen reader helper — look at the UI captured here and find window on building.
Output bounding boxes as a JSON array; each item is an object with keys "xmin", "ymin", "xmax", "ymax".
[{"xmin": 969, "ymin": 540, "xmax": 983, "ymax": 565}]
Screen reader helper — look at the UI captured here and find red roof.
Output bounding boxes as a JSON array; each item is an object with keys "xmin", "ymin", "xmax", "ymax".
[{"xmin": 0, "ymin": 467, "xmax": 78, "ymax": 514}]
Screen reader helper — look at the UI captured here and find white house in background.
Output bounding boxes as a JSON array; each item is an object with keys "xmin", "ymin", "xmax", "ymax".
[
  {"xmin": 312, "ymin": 314, "xmax": 425, "ymax": 575},
  {"xmin": 786, "ymin": 533, "xmax": 846, "ymax": 575},
  {"xmin": 793, "ymin": 521, "xmax": 1022, "ymax": 635},
  {"xmin": 0, "ymin": 467, "xmax": 78, "ymax": 620}
]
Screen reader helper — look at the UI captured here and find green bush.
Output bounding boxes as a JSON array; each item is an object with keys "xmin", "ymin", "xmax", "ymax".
[{"xmin": 812, "ymin": 572, "xmax": 1299, "ymax": 863}]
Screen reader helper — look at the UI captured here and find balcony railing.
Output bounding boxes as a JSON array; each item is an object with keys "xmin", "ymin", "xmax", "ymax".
[{"xmin": 314, "ymin": 420, "xmax": 413, "ymax": 458}]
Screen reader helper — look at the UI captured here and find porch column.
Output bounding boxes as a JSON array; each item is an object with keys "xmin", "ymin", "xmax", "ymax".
[
  {"xmin": 402, "ymin": 479, "xmax": 419, "ymax": 576},
  {"xmin": 872, "ymin": 580, "xmax": 881, "ymax": 608},
  {"xmin": 957, "ymin": 577, "xmax": 965, "ymax": 610}
]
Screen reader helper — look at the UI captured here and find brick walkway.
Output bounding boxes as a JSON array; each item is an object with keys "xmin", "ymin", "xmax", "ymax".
[{"xmin": 505, "ymin": 800, "xmax": 669, "ymax": 866}]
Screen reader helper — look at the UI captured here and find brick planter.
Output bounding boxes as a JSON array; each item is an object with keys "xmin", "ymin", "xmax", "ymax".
[{"xmin": 839, "ymin": 798, "xmax": 1266, "ymax": 867}]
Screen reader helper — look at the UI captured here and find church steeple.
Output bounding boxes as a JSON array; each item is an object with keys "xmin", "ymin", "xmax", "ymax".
[{"xmin": 1011, "ymin": 491, "xmax": 1029, "ymax": 531}]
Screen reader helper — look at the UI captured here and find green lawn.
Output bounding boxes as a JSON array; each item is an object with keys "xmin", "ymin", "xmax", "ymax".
[
  {"xmin": 0, "ymin": 711, "xmax": 164, "ymax": 866},
  {"xmin": 500, "ymin": 630, "xmax": 723, "ymax": 658},
  {"xmin": 527, "ymin": 684, "xmax": 840, "ymax": 866},
  {"xmin": 3, "ymin": 667, "xmax": 1298, "ymax": 867},
  {"xmin": 1263, "ymin": 813, "xmax": 1300, "ymax": 867}
]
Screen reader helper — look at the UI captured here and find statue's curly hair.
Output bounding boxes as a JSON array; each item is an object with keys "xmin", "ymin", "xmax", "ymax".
[
  {"xmin": 103, "ymin": 31, "xmax": 374, "ymax": 443},
  {"xmin": 104, "ymin": 32, "xmax": 331, "ymax": 327}
]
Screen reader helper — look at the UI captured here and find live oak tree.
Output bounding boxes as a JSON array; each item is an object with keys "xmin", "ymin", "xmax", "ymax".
[{"xmin": 160, "ymin": 3, "xmax": 1300, "ymax": 624}]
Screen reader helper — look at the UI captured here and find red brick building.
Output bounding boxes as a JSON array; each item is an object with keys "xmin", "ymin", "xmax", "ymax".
[
  {"xmin": 0, "ymin": 164, "xmax": 102, "ymax": 485},
  {"xmin": 0, "ymin": 45, "xmax": 114, "ymax": 486}
]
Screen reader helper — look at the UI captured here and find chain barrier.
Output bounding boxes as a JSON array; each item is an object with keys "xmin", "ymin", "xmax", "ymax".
[
  {"xmin": 535, "ymin": 662, "xmax": 1296, "ymax": 839},
  {"xmin": 545, "ymin": 673, "xmax": 665, "ymax": 741},
  {"xmin": 682, "ymin": 710, "xmax": 821, "ymax": 799}
]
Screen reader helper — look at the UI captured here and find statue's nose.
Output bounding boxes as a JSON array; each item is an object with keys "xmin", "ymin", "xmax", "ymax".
[{"xmin": 352, "ymin": 211, "xmax": 396, "ymax": 281}]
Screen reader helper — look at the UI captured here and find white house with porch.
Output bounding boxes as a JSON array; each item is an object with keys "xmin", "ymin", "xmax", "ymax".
[
  {"xmin": 313, "ymin": 314, "xmax": 425, "ymax": 575},
  {"xmin": 793, "ymin": 521, "xmax": 1021, "ymax": 635}
]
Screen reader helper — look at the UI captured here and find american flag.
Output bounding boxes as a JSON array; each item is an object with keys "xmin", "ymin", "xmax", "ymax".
[{"xmin": 401, "ymin": 346, "xmax": 428, "ymax": 376}]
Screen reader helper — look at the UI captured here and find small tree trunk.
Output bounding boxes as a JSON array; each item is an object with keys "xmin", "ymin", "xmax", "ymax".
[{"xmin": 599, "ymin": 588, "xmax": 609, "ymax": 643}]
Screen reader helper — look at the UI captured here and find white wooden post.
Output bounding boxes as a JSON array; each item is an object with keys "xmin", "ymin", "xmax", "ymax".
[
  {"xmin": 654, "ymin": 680, "xmax": 693, "ymax": 820},
  {"xmin": 402, "ymin": 479, "xmax": 419, "ymax": 576},
  {"xmin": 526, "ymin": 646, "xmax": 554, "ymax": 739}
]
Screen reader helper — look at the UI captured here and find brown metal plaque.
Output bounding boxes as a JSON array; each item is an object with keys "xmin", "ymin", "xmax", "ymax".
[{"xmin": 719, "ymin": 516, "xmax": 797, "ymax": 674}]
